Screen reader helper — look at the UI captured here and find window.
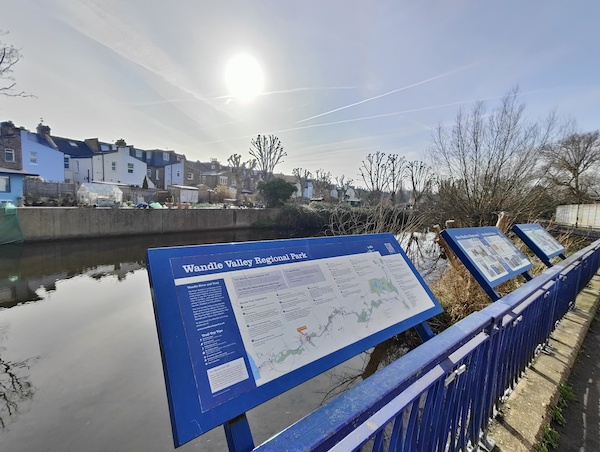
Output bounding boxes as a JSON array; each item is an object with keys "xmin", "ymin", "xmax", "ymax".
[
  {"xmin": 75, "ymin": 161, "xmax": 80, "ymax": 174},
  {"xmin": 64, "ymin": 156, "xmax": 70, "ymax": 169},
  {"xmin": 187, "ymin": 172, "xmax": 193, "ymax": 180},
  {"xmin": 136, "ymin": 149, "xmax": 143, "ymax": 158},
  {"xmin": 219, "ymin": 176, "xmax": 228, "ymax": 185},
  {"xmin": 0, "ymin": 176, "xmax": 10, "ymax": 192},
  {"xmin": 163, "ymin": 152, "xmax": 170, "ymax": 161},
  {"xmin": 156, "ymin": 169, "xmax": 160, "ymax": 180},
  {"xmin": 4, "ymin": 149, "xmax": 15, "ymax": 162},
  {"xmin": 201, "ymin": 175, "xmax": 207, "ymax": 183},
  {"xmin": 128, "ymin": 163, "xmax": 134, "ymax": 174},
  {"xmin": 112, "ymin": 162, "xmax": 117, "ymax": 171},
  {"xmin": 176, "ymin": 170, "xmax": 180, "ymax": 178},
  {"xmin": 30, "ymin": 151, "xmax": 38, "ymax": 165},
  {"xmin": 147, "ymin": 168, "xmax": 151, "ymax": 177}
]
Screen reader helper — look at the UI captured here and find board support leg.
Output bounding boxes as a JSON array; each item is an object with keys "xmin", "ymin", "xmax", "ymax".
[
  {"xmin": 414, "ymin": 321, "xmax": 435, "ymax": 341},
  {"xmin": 224, "ymin": 413, "xmax": 254, "ymax": 452}
]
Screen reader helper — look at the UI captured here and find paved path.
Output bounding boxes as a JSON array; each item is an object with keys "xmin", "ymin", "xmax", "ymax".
[
  {"xmin": 555, "ymin": 310, "xmax": 600, "ymax": 451},
  {"xmin": 489, "ymin": 275, "xmax": 600, "ymax": 451}
]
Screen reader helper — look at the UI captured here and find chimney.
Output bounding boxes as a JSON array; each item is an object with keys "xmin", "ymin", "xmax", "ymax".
[
  {"xmin": 36, "ymin": 122, "xmax": 58, "ymax": 149},
  {"xmin": 1, "ymin": 121, "xmax": 16, "ymax": 136}
]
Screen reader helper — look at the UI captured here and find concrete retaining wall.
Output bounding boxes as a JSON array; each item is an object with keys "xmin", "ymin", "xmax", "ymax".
[{"xmin": 17, "ymin": 207, "xmax": 282, "ymax": 242}]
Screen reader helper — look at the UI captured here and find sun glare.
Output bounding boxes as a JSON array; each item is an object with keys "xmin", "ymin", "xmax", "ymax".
[{"xmin": 225, "ymin": 54, "xmax": 265, "ymax": 101}]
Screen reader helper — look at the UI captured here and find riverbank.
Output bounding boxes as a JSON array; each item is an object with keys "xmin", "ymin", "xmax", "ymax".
[{"xmin": 13, "ymin": 206, "xmax": 283, "ymax": 242}]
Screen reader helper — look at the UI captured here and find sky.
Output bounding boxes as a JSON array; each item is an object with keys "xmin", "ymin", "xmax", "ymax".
[{"xmin": 2, "ymin": 0, "xmax": 600, "ymax": 186}]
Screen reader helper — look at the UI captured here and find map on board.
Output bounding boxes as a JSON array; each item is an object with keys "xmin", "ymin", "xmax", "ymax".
[
  {"xmin": 175, "ymin": 250, "xmax": 433, "ymax": 389},
  {"xmin": 442, "ymin": 227, "xmax": 532, "ymax": 287},
  {"xmin": 512, "ymin": 223, "xmax": 565, "ymax": 262},
  {"xmin": 147, "ymin": 234, "xmax": 443, "ymax": 445}
]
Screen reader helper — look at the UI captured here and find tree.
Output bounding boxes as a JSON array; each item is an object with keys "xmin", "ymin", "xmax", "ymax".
[
  {"xmin": 249, "ymin": 134, "xmax": 287, "ymax": 181},
  {"xmin": 214, "ymin": 184, "xmax": 232, "ymax": 203},
  {"xmin": 336, "ymin": 175, "xmax": 354, "ymax": 203},
  {"xmin": 541, "ymin": 130, "xmax": 600, "ymax": 205},
  {"xmin": 227, "ymin": 153, "xmax": 256, "ymax": 201},
  {"xmin": 428, "ymin": 87, "xmax": 559, "ymax": 226},
  {"xmin": 386, "ymin": 154, "xmax": 406, "ymax": 205},
  {"xmin": 358, "ymin": 151, "xmax": 407, "ymax": 205},
  {"xmin": 358, "ymin": 151, "xmax": 389, "ymax": 205},
  {"xmin": 257, "ymin": 178, "xmax": 296, "ymax": 207},
  {"xmin": 292, "ymin": 167, "xmax": 311, "ymax": 200},
  {"xmin": 1, "ymin": 31, "xmax": 30, "ymax": 97},
  {"xmin": 405, "ymin": 161, "xmax": 435, "ymax": 207},
  {"xmin": 312, "ymin": 169, "xmax": 332, "ymax": 200}
]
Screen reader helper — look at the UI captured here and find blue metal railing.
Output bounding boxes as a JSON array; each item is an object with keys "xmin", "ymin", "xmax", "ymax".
[{"xmin": 254, "ymin": 239, "xmax": 600, "ymax": 452}]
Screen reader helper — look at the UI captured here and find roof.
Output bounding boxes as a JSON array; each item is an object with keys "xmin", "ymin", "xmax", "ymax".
[
  {"xmin": 52, "ymin": 136, "xmax": 97, "ymax": 158},
  {"xmin": 169, "ymin": 184, "xmax": 199, "ymax": 190},
  {"xmin": 0, "ymin": 168, "xmax": 39, "ymax": 176},
  {"xmin": 24, "ymin": 130, "xmax": 57, "ymax": 149}
]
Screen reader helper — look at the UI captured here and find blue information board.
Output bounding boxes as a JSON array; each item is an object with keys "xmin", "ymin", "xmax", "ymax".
[
  {"xmin": 512, "ymin": 223, "xmax": 566, "ymax": 267},
  {"xmin": 147, "ymin": 233, "xmax": 443, "ymax": 447},
  {"xmin": 441, "ymin": 227, "xmax": 533, "ymax": 300}
]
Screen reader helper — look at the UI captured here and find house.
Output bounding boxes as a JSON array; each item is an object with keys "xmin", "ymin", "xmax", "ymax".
[
  {"xmin": 21, "ymin": 124, "xmax": 65, "ymax": 182},
  {"xmin": 0, "ymin": 121, "xmax": 43, "ymax": 205},
  {"xmin": 84, "ymin": 139, "xmax": 148, "ymax": 186},
  {"xmin": 132, "ymin": 148, "xmax": 184, "ymax": 189},
  {"xmin": 52, "ymin": 136, "xmax": 97, "ymax": 184}
]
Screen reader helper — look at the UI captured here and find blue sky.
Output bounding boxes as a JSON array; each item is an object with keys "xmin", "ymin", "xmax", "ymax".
[{"xmin": 2, "ymin": 1, "xmax": 600, "ymax": 185}]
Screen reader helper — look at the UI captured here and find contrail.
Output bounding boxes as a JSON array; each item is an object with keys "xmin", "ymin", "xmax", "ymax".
[{"xmin": 295, "ymin": 63, "xmax": 479, "ymax": 124}]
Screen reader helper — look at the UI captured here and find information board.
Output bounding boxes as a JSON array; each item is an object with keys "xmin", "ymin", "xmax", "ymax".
[
  {"xmin": 441, "ymin": 227, "xmax": 532, "ymax": 296},
  {"xmin": 147, "ymin": 233, "xmax": 443, "ymax": 446},
  {"xmin": 512, "ymin": 223, "xmax": 566, "ymax": 266}
]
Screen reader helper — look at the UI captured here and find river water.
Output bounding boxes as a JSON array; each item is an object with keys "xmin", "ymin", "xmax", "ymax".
[{"xmin": 0, "ymin": 230, "xmax": 441, "ymax": 451}]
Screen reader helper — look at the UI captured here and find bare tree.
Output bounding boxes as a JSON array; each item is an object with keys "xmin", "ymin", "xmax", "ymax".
[
  {"xmin": 336, "ymin": 175, "xmax": 354, "ymax": 203},
  {"xmin": 1, "ymin": 31, "xmax": 31, "ymax": 97},
  {"xmin": 312, "ymin": 169, "xmax": 332, "ymax": 200},
  {"xmin": 249, "ymin": 134, "xmax": 287, "ymax": 181},
  {"xmin": 387, "ymin": 154, "xmax": 406, "ymax": 205},
  {"xmin": 292, "ymin": 167, "xmax": 311, "ymax": 201},
  {"xmin": 428, "ymin": 87, "xmax": 559, "ymax": 226},
  {"xmin": 227, "ymin": 153, "xmax": 256, "ymax": 201},
  {"xmin": 358, "ymin": 151, "xmax": 389, "ymax": 205},
  {"xmin": 541, "ymin": 130, "xmax": 600, "ymax": 204},
  {"xmin": 405, "ymin": 161, "xmax": 435, "ymax": 207}
]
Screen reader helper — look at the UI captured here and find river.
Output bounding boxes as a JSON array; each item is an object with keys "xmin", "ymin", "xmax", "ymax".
[{"xmin": 0, "ymin": 230, "xmax": 442, "ymax": 451}]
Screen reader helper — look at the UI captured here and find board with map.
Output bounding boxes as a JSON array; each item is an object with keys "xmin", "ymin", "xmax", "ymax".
[
  {"xmin": 441, "ymin": 226, "xmax": 533, "ymax": 294},
  {"xmin": 147, "ymin": 233, "xmax": 442, "ymax": 446},
  {"xmin": 512, "ymin": 223, "xmax": 565, "ymax": 266}
]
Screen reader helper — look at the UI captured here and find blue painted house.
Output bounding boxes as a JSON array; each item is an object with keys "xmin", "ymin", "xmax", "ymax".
[{"xmin": 0, "ymin": 121, "xmax": 40, "ymax": 205}]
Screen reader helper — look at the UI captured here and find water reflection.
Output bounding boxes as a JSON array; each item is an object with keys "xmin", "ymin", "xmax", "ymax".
[
  {"xmin": 0, "ymin": 229, "xmax": 432, "ymax": 451},
  {"xmin": 0, "ymin": 324, "xmax": 37, "ymax": 429},
  {"xmin": 0, "ymin": 230, "xmax": 293, "ymax": 309}
]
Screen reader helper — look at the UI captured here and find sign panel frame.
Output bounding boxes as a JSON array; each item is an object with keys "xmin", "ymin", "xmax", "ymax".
[
  {"xmin": 512, "ymin": 223, "xmax": 566, "ymax": 267},
  {"xmin": 147, "ymin": 233, "xmax": 443, "ymax": 447},
  {"xmin": 441, "ymin": 226, "xmax": 533, "ymax": 299}
]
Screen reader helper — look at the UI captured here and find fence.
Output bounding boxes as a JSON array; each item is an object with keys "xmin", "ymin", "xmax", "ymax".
[
  {"xmin": 23, "ymin": 180, "xmax": 77, "ymax": 200},
  {"xmin": 253, "ymin": 239, "xmax": 600, "ymax": 452}
]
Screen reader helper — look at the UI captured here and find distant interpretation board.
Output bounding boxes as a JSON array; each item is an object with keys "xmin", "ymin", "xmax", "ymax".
[
  {"xmin": 147, "ymin": 233, "xmax": 443, "ymax": 447},
  {"xmin": 512, "ymin": 223, "xmax": 566, "ymax": 267},
  {"xmin": 441, "ymin": 227, "xmax": 533, "ymax": 299}
]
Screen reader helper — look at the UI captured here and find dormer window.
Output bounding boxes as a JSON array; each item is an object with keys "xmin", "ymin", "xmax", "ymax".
[{"xmin": 163, "ymin": 152, "xmax": 170, "ymax": 161}]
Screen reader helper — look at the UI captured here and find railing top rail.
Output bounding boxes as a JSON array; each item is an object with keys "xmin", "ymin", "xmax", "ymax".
[{"xmin": 253, "ymin": 237, "xmax": 600, "ymax": 451}]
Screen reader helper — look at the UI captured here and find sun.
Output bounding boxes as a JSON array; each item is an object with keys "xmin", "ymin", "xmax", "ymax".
[{"xmin": 225, "ymin": 54, "xmax": 265, "ymax": 101}]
